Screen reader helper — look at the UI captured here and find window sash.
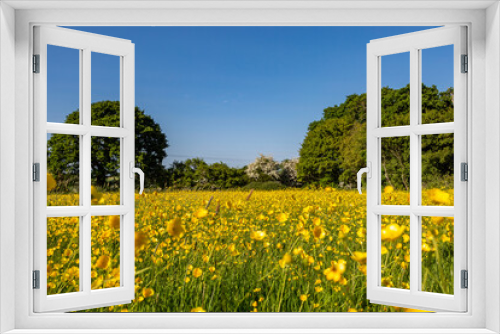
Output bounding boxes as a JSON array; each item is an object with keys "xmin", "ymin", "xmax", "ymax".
[
  {"xmin": 33, "ymin": 25, "xmax": 136, "ymax": 313},
  {"xmin": 366, "ymin": 26, "xmax": 467, "ymax": 312}
]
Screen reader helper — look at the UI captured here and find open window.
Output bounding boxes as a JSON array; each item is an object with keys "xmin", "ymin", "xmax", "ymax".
[
  {"xmin": 33, "ymin": 26, "xmax": 138, "ymax": 312},
  {"xmin": 364, "ymin": 26, "xmax": 467, "ymax": 312},
  {"xmin": 34, "ymin": 24, "xmax": 467, "ymax": 315}
]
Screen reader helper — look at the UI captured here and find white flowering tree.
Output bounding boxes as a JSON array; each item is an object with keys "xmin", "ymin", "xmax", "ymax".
[
  {"xmin": 245, "ymin": 154, "xmax": 280, "ymax": 182},
  {"xmin": 245, "ymin": 155, "xmax": 299, "ymax": 186}
]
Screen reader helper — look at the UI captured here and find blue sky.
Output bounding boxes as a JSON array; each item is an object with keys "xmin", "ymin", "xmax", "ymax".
[{"xmin": 48, "ymin": 26, "xmax": 453, "ymax": 167}]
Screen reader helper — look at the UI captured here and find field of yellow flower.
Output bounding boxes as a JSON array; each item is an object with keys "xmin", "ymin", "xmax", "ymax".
[{"xmin": 46, "ymin": 186, "xmax": 454, "ymax": 312}]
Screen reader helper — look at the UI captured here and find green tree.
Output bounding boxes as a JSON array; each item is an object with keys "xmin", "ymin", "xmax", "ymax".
[
  {"xmin": 421, "ymin": 133, "xmax": 454, "ymax": 188},
  {"xmin": 298, "ymin": 84, "xmax": 454, "ymax": 189},
  {"xmin": 184, "ymin": 158, "xmax": 210, "ymax": 188},
  {"xmin": 381, "ymin": 136, "xmax": 410, "ymax": 190},
  {"xmin": 208, "ymin": 162, "xmax": 248, "ymax": 189},
  {"xmin": 279, "ymin": 158, "xmax": 299, "ymax": 187},
  {"xmin": 46, "ymin": 134, "xmax": 80, "ymax": 192},
  {"xmin": 47, "ymin": 101, "xmax": 169, "ymax": 190},
  {"xmin": 166, "ymin": 159, "xmax": 248, "ymax": 189},
  {"xmin": 297, "ymin": 118, "xmax": 344, "ymax": 186},
  {"xmin": 167, "ymin": 160, "xmax": 189, "ymax": 188},
  {"xmin": 338, "ymin": 121, "xmax": 366, "ymax": 188}
]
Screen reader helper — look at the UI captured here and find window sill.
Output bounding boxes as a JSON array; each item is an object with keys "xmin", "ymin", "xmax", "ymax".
[{"xmin": 3, "ymin": 329, "xmax": 498, "ymax": 334}]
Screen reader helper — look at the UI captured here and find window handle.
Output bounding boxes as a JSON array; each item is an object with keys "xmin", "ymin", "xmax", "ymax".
[
  {"xmin": 130, "ymin": 162, "xmax": 145, "ymax": 194},
  {"xmin": 357, "ymin": 162, "xmax": 371, "ymax": 194}
]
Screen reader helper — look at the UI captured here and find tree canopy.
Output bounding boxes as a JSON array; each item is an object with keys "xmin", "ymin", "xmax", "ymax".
[
  {"xmin": 47, "ymin": 101, "xmax": 169, "ymax": 190},
  {"xmin": 297, "ymin": 84, "xmax": 454, "ymax": 189},
  {"xmin": 166, "ymin": 158, "xmax": 248, "ymax": 190}
]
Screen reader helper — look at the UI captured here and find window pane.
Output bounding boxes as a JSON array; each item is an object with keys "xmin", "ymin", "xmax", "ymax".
[
  {"xmin": 91, "ymin": 216, "xmax": 121, "ymax": 290},
  {"xmin": 47, "ymin": 216, "xmax": 80, "ymax": 295},
  {"xmin": 47, "ymin": 45, "xmax": 80, "ymax": 124},
  {"xmin": 421, "ymin": 216, "xmax": 454, "ymax": 295},
  {"xmin": 381, "ymin": 136, "xmax": 410, "ymax": 205},
  {"xmin": 421, "ymin": 45, "xmax": 454, "ymax": 124},
  {"xmin": 421, "ymin": 134, "xmax": 454, "ymax": 206},
  {"xmin": 91, "ymin": 52, "xmax": 120, "ymax": 127},
  {"xmin": 380, "ymin": 215, "xmax": 410, "ymax": 290},
  {"xmin": 91, "ymin": 137, "xmax": 120, "ymax": 205},
  {"xmin": 47, "ymin": 133, "xmax": 80, "ymax": 206},
  {"xmin": 381, "ymin": 52, "xmax": 410, "ymax": 127}
]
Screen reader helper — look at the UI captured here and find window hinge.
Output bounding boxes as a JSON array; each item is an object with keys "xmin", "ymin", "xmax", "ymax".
[
  {"xmin": 461, "ymin": 270, "xmax": 468, "ymax": 289},
  {"xmin": 33, "ymin": 54, "xmax": 40, "ymax": 73},
  {"xmin": 461, "ymin": 54, "xmax": 468, "ymax": 73},
  {"xmin": 33, "ymin": 270, "xmax": 40, "ymax": 289},
  {"xmin": 33, "ymin": 163, "xmax": 40, "ymax": 182},
  {"xmin": 461, "ymin": 162, "xmax": 468, "ymax": 182}
]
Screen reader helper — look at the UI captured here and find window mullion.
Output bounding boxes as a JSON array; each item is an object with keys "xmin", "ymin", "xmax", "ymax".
[
  {"xmin": 81, "ymin": 48, "xmax": 92, "ymax": 294},
  {"xmin": 409, "ymin": 47, "xmax": 420, "ymax": 295},
  {"xmin": 81, "ymin": 213, "xmax": 91, "ymax": 293},
  {"xmin": 82, "ymin": 48, "xmax": 91, "ymax": 208},
  {"xmin": 81, "ymin": 141, "xmax": 92, "ymax": 296}
]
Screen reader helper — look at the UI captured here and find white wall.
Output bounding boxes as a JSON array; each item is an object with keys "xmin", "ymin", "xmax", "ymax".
[
  {"xmin": 5, "ymin": 4, "xmax": 494, "ymax": 332},
  {"xmin": 486, "ymin": 2, "xmax": 500, "ymax": 333},
  {"xmin": 0, "ymin": 2, "xmax": 16, "ymax": 333}
]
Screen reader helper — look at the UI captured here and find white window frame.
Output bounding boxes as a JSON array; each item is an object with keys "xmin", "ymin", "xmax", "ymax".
[
  {"xmin": 366, "ymin": 26, "xmax": 468, "ymax": 312},
  {"xmin": 33, "ymin": 26, "xmax": 136, "ymax": 312},
  {"xmin": 1, "ymin": 2, "xmax": 499, "ymax": 333}
]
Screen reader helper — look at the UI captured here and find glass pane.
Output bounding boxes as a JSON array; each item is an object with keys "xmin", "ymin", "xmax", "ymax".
[
  {"xmin": 47, "ymin": 133, "xmax": 80, "ymax": 206},
  {"xmin": 47, "ymin": 45, "xmax": 80, "ymax": 124},
  {"xmin": 91, "ymin": 216, "xmax": 121, "ymax": 290},
  {"xmin": 91, "ymin": 52, "xmax": 120, "ymax": 127},
  {"xmin": 380, "ymin": 215, "xmax": 410, "ymax": 290},
  {"xmin": 421, "ymin": 216, "xmax": 454, "ymax": 295},
  {"xmin": 381, "ymin": 136, "xmax": 410, "ymax": 205},
  {"xmin": 422, "ymin": 133, "xmax": 454, "ymax": 206},
  {"xmin": 421, "ymin": 45, "xmax": 454, "ymax": 124},
  {"xmin": 47, "ymin": 216, "xmax": 80, "ymax": 295},
  {"xmin": 381, "ymin": 52, "xmax": 410, "ymax": 127},
  {"xmin": 91, "ymin": 137, "xmax": 120, "ymax": 205}
]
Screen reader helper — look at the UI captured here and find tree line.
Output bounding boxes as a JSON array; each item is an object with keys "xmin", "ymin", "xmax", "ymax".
[
  {"xmin": 47, "ymin": 85, "xmax": 454, "ymax": 192},
  {"xmin": 297, "ymin": 84, "xmax": 454, "ymax": 189}
]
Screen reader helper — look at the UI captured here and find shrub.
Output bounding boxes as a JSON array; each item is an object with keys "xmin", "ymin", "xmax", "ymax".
[{"xmin": 242, "ymin": 181, "xmax": 286, "ymax": 191}]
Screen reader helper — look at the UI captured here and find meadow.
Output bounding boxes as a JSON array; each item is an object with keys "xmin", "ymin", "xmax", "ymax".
[{"xmin": 46, "ymin": 185, "xmax": 454, "ymax": 312}]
